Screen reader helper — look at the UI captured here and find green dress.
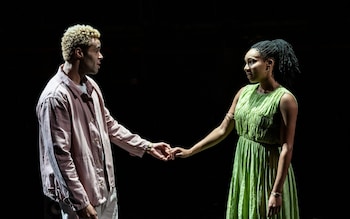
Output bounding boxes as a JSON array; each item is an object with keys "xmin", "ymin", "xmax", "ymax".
[{"xmin": 226, "ymin": 83, "xmax": 300, "ymax": 219}]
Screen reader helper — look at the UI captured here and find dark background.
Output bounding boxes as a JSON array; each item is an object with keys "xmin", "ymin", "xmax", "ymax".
[{"xmin": 6, "ymin": 1, "xmax": 349, "ymax": 219}]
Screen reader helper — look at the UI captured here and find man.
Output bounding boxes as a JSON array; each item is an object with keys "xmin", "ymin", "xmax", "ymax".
[{"xmin": 36, "ymin": 24, "xmax": 173, "ymax": 219}]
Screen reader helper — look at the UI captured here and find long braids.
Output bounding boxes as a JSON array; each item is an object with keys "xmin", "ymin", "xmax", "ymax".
[{"xmin": 250, "ymin": 39, "xmax": 301, "ymax": 90}]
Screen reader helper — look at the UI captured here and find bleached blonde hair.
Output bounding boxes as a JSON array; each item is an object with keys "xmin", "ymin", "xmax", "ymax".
[{"xmin": 61, "ymin": 24, "xmax": 101, "ymax": 61}]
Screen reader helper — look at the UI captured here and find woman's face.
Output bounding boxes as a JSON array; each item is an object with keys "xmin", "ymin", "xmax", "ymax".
[{"xmin": 243, "ymin": 48, "xmax": 271, "ymax": 83}]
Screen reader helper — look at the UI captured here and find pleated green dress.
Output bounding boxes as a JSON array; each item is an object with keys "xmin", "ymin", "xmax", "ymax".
[{"xmin": 226, "ymin": 83, "xmax": 300, "ymax": 219}]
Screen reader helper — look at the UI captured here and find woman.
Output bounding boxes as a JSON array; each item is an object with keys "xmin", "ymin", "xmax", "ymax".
[{"xmin": 171, "ymin": 39, "xmax": 301, "ymax": 219}]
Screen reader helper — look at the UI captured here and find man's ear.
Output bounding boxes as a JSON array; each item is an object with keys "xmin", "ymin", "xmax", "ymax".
[{"xmin": 75, "ymin": 47, "xmax": 84, "ymax": 59}]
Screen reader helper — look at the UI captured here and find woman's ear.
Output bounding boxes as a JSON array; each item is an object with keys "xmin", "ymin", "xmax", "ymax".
[
  {"xmin": 266, "ymin": 59, "xmax": 274, "ymax": 70},
  {"xmin": 267, "ymin": 58, "xmax": 274, "ymax": 65}
]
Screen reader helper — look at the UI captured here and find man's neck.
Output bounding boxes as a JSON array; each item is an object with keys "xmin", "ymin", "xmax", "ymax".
[{"xmin": 62, "ymin": 61, "xmax": 82, "ymax": 85}]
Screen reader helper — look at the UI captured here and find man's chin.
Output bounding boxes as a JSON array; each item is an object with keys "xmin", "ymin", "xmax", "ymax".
[{"xmin": 87, "ymin": 71, "xmax": 98, "ymax": 75}]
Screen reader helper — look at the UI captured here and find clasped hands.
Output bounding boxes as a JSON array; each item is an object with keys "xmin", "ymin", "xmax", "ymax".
[{"xmin": 147, "ymin": 142, "xmax": 190, "ymax": 161}]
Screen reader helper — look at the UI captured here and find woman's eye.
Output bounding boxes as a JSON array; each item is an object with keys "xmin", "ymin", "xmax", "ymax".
[{"xmin": 248, "ymin": 59, "xmax": 256, "ymax": 67}]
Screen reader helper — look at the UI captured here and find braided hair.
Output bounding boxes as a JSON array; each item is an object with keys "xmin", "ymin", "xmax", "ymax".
[{"xmin": 250, "ymin": 39, "xmax": 301, "ymax": 90}]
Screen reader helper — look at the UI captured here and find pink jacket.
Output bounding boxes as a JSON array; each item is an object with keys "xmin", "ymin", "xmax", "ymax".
[{"xmin": 36, "ymin": 66, "xmax": 149, "ymax": 211}]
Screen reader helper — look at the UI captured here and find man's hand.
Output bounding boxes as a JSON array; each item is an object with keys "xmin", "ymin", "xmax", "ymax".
[
  {"xmin": 147, "ymin": 142, "xmax": 174, "ymax": 161},
  {"xmin": 76, "ymin": 204, "xmax": 98, "ymax": 219}
]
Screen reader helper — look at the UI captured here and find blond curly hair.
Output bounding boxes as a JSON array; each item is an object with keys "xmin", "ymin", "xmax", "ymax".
[{"xmin": 61, "ymin": 24, "xmax": 101, "ymax": 61}]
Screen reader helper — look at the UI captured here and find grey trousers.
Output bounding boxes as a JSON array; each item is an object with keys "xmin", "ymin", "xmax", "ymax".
[{"xmin": 59, "ymin": 188, "xmax": 118, "ymax": 219}]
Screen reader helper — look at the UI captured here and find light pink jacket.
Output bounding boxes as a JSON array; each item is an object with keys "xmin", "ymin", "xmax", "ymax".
[{"xmin": 36, "ymin": 66, "xmax": 149, "ymax": 211}]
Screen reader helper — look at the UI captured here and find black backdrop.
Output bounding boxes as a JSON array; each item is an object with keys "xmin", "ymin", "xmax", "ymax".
[{"xmin": 6, "ymin": 1, "xmax": 349, "ymax": 219}]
